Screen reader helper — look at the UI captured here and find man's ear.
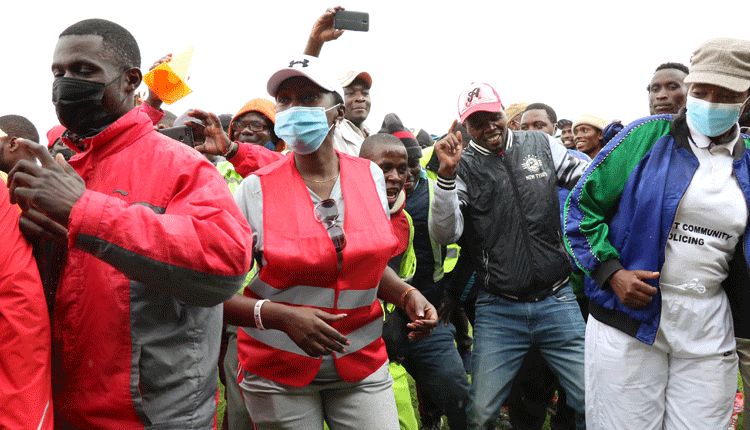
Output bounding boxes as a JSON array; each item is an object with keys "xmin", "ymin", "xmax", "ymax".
[
  {"xmin": 336, "ymin": 103, "xmax": 346, "ymax": 124},
  {"xmin": 124, "ymin": 67, "xmax": 143, "ymax": 93},
  {"xmin": 7, "ymin": 137, "xmax": 20, "ymax": 151}
]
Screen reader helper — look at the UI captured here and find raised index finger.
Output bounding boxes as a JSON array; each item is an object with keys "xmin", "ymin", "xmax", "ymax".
[
  {"xmin": 17, "ymin": 138, "xmax": 58, "ymax": 169},
  {"xmin": 448, "ymin": 119, "xmax": 458, "ymax": 135}
]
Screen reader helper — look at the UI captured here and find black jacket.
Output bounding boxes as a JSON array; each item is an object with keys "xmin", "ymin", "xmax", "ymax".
[{"xmin": 430, "ymin": 130, "xmax": 588, "ymax": 298}]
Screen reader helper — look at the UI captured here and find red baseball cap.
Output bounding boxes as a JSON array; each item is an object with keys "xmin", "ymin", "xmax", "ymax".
[{"xmin": 457, "ymin": 83, "xmax": 503, "ymax": 123}]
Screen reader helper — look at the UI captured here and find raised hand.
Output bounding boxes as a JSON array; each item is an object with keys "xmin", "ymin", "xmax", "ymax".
[
  {"xmin": 304, "ymin": 6, "xmax": 345, "ymax": 57},
  {"xmin": 145, "ymin": 53, "xmax": 173, "ymax": 109},
  {"xmin": 311, "ymin": 7, "xmax": 345, "ymax": 43},
  {"xmin": 8, "ymin": 139, "xmax": 85, "ymax": 227},
  {"xmin": 187, "ymin": 109, "xmax": 232, "ymax": 156},
  {"xmin": 434, "ymin": 119, "xmax": 463, "ymax": 178}
]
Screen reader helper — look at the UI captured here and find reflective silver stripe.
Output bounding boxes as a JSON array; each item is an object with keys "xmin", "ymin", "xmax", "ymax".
[
  {"xmin": 338, "ymin": 288, "xmax": 378, "ymax": 310},
  {"xmin": 76, "ymin": 234, "xmax": 246, "ymax": 307},
  {"xmin": 37, "ymin": 400, "xmax": 50, "ymax": 430},
  {"xmin": 337, "ymin": 317, "xmax": 383, "ymax": 357},
  {"xmin": 445, "ymin": 247, "xmax": 459, "ymax": 260},
  {"xmin": 242, "ymin": 315, "xmax": 383, "ymax": 357},
  {"xmin": 248, "ymin": 276, "xmax": 335, "ymax": 308},
  {"xmin": 248, "ymin": 275, "xmax": 378, "ymax": 309}
]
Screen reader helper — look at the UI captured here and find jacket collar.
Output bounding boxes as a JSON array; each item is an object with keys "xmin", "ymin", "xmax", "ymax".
[
  {"xmin": 468, "ymin": 131, "xmax": 513, "ymax": 156},
  {"xmin": 671, "ymin": 108, "xmax": 745, "ymax": 160},
  {"xmin": 63, "ymin": 108, "xmax": 154, "ymax": 157},
  {"xmin": 390, "ymin": 189, "xmax": 407, "ymax": 215}
]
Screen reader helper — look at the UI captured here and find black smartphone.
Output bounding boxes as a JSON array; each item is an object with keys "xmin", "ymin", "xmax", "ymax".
[
  {"xmin": 334, "ymin": 10, "xmax": 369, "ymax": 32},
  {"xmin": 158, "ymin": 125, "xmax": 195, "ymax": 147}
]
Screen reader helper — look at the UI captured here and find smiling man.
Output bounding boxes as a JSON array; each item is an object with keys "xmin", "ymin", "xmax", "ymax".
[
  {"xmin": 648, "ymin": 62, "xmax": 689, "ymax": 115},
  {"xmin": 429, "ymin": 82, "xmax": 589, "ymax": 430},
  {"xmin": 7, "ymin": 18, "xmax": 252, "ymax": 429},
  {"xmin": 330, "ymin": 70, "xmax": 373, "ymax": 155},
  {"xmin": 572, "ymin": 114, "xmax": 608, "ymax": 159}
]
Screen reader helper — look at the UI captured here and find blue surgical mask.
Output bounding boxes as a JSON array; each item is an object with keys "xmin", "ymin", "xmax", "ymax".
[
  {"xmin": 274, "ymin": 105, "xmax": 339, "ymax": 155},
  {"xmin": 686, "ymin": 95, "xmax": 743, "ymax": 137}
]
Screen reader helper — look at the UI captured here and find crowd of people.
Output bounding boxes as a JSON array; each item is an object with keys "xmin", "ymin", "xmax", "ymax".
[{"xmin": 2, "ymin": 7, "xmax": 750, "ymax": 430}]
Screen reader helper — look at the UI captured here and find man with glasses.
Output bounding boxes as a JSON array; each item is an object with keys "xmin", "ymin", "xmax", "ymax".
[
  {"xmin": 429, "ymin": 83, "xmax": 589, "ymax": 429},
  {"xmin": 227, "ymin": 98, "xmax": 285, "ymax": 152}
]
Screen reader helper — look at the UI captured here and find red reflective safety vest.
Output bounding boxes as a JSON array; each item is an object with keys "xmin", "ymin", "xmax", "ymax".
[{"xmin": 238, "ymin": 152, "xmax": 398, "ymax": 387}]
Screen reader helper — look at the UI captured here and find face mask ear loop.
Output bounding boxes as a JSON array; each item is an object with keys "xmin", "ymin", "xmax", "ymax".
[
  {"xmin": 325, "ymin": 103, "xmax": 343, "ymax": 130},
  {"xmin": 105, "ymin": 70, "xmax": 132, "ymax": 113},
  {"xmin": 740, "ymin": 95, "xmax": 750, "ymax": 118}
]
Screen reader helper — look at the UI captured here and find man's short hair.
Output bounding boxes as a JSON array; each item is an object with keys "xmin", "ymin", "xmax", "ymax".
[
  {"xmin": 359, "ymin": 133, "xmax": 406, "ymax": 160},
  {"xmin": 524, "ymin": 103, "xmax": 557, "ymax": 124},
  {"xmin": 59, "ymin": 18, "xmax": 141, "ymax": 70},
  {"xmin": 557, "ymin": 119, "xmax": 572, "ymax": 128},
  {"xmin": 0, "ymin": 115, "xmax": 39, "ymax": 143},
  {"xmin": 654, "ymin": 62, "xmax": 689, "ymax": 75}
]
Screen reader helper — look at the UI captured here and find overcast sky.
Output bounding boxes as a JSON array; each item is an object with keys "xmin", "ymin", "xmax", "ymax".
[{"xmin": 3, "ymin": 0, "xmax": 750, "ymax": 141}]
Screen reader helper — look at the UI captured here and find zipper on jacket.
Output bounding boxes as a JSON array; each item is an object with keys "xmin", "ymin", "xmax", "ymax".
[
  {"xmin": 482, "ymin": 249, "xmax": 490, "ymax": 289},
  {"xmin": 500, "ymin": 153, "xmax": 535, "ymax": 284}
]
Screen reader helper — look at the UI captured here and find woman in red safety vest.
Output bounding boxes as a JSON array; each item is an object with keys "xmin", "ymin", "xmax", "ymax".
[{"xmin": 222, "ymin": 55, "xmax": 438, "ymax": 430}]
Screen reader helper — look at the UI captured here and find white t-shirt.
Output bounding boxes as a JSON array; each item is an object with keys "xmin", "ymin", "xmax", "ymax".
[{"xmin": 656, "ymin": 119, "xmax": 747, "ymax": 357}]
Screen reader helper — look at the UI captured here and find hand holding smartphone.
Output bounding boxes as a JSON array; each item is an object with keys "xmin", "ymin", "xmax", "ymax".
[
  {"xmin": 334, "ymin": 10, "xmax": 369, "ymax": 32},
  {"xmin": 157, "ymin": 125, "xmax": 195, "ymax": 147}
]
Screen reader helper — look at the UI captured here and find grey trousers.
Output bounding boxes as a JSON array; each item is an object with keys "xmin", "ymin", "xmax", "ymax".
[{"xmin": 240, "ymin": 360, "xmax": 399, "ymax": 430}]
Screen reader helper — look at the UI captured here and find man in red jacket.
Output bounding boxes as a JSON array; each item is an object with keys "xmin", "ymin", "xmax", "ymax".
[{"xmin": 7, "ymin": 19, "xmax": 252, "ymax": 429}]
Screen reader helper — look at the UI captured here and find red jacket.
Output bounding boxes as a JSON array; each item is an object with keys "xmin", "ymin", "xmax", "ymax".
[
  {"xmin": 55, "ymin": 108, "xmax": 253, "ymax": 429},
  {"xmin": 0, "ymin": 176, "xmax": 53, "ymax": 430},
  {"xmin": 237, "ymin": 153, "xmax": 398, "ymax": 386},
  {"xmin": 227, "ymin": 141, "xmax": 286, "ymax": 178}
]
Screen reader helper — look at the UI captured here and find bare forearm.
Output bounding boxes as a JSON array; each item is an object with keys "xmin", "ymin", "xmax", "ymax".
[
  {"xmin": 223, "ymin": 293, "xmax": 288, "ymax": 330},
  {"xmin": 377, "ymin": 266, "xmax": 414, "ymax": 308},
  {"xmin": 303, "ymin": 37, "xmax": 323, "ymax": 57}
]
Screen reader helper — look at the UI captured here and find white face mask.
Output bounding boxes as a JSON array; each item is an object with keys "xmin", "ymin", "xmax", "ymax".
[
  {"xmin": 274, "ymin": 104, "xmax": 339, "ymax": 155},
  {"xmin": 686, "ymin": 95, "xmax": 747, "ymax": 137}
]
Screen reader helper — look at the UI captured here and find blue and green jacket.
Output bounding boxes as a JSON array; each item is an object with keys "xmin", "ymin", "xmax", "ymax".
[{"xmin": 565, "ymin": 110, "xmax": 750, "ymax": 343}]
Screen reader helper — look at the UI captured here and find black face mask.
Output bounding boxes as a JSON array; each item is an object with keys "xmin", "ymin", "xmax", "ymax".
[
  {"xmin": 52, "ymin": 74, "xmax": 123, "ymax": 138},
  {"xmin": 52, "ymin": 145, "xmax": 76, "ymax": 162}
]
